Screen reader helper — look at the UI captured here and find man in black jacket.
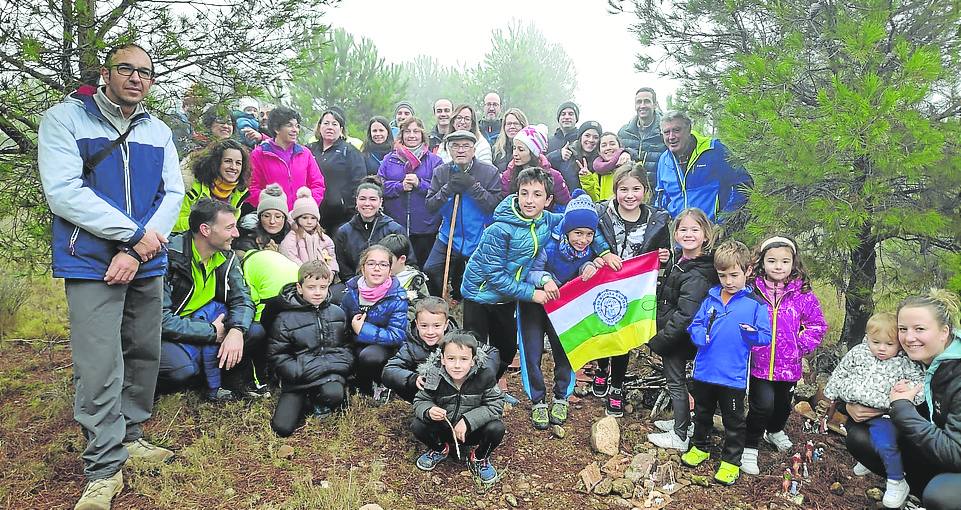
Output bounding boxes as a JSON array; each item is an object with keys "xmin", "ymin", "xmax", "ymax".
[
  {"xmin": 548, "ymin": 101, "xmax": 580, "ymax": 153},
  {"xmin": 157, "ymin": 199, "xmax": 256, "ymax": 394}
]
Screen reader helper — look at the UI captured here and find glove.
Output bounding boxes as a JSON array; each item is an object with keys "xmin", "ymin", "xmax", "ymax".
[{"xmin": 447, "ymin": 172, "xmax": 475, "ymax": 193}]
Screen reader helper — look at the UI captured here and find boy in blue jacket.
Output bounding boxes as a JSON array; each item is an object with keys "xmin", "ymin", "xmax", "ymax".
[
  {"xmin": 461, "ymin": 169, "xmax": 615, "ymax": 381},
  {"xmin": 680, "ymin": 240, "xmax": 772, "ymax": 486}
]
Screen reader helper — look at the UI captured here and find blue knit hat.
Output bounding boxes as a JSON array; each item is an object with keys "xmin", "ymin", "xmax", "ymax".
[{"xmin": 562, "ymin": 189, "xmax": 599, "ymax": 233}]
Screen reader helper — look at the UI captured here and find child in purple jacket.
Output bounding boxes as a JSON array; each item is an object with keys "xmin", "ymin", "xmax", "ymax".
[{"xmin": 740, "ymin": 235, "xmax": 828, "ymax": 476}]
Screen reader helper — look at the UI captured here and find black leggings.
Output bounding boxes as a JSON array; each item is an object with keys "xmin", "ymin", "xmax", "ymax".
[
  {"xmin": 846, "ymin": 420, "xmax": 961, "ymax": 510},
  {"xmin": 745, "ymin": 377, "xmax": 795, "ymax": 448},
  {"xmin": 462, "ymin": 300, "xmax": 517, "ymax": 379},
  {"xmin": 411, "ymin": 417, "xmax": 505, "ymax": 459},
  {"xmin": 596, "ymin": 354, "xmax": 630, "ymax": 389},
  {"xmin": 354, "ymin": 344, "xmax": 398, "ymax": 393},
  {"xmin": 271, "ymin": 382, "xmax": 346, "ymax": 437}
]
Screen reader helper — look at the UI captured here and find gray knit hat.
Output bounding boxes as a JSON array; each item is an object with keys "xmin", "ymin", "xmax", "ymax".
[
  {"xmin": 394, "ymin": 101, "xmax": 415, "ymax": 116},
  {"xmin": 257, "ymin": 183, "xmax": 289, "ymax": 216},
  {"xmin": 556, "ymin": 101, "xmax": 580, "ymax": 122}
]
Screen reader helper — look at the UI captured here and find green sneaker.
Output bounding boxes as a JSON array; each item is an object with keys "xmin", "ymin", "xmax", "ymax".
[
  {"xmin": 531, "ymin": 403, "xmax": 549, "ymax": 430},
  {"xmin": 681, "ymin": 446, "xmax": 710, "ymax": 467},
  {"xmin": 714, "ymin": 461, "xmax": 740, "ymax": 485},
  {"xmin": 549, "ymin": 399, "xmax": 569, "ymax": 425}
]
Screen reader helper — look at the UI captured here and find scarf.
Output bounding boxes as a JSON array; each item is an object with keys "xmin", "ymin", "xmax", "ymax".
[
  {"xmin": 594, "ymin": 149, "xmax": 625, "ymax": 175},
  {"xmin": 359, "ymin": 277, "xmax": 392, "ymax": 303},
  {"xmin": 211, "ymin": 176, "xmax": 238, "ymax": 200},
  {"xmin": 396, "ymin": 143, "xmax": 426, "ymax": 172},
  {"xmin": 559, "ymin": 236, "xmax": 591, "ymax": 261}
]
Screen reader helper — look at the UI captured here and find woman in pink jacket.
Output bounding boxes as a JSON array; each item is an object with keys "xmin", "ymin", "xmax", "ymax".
[
  {"xmin": 740, "ymin": 235, "xmax": 828, "ymax": 476},
  {"xmin": 247, "ymin": 106, "xmax": 326, "ymax": 211}
]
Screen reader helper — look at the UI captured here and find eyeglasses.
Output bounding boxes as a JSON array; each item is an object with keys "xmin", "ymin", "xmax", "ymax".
[
  {"xmin": 449, "ymin": 143, "xmax": 474, "ymax": 152},
  {"xmin": 484, "ymin": 102, "xmax": 500, "ymax": 107},
  {"xmin": 504, "ymin": 121, "xmax": 522, "ymax": 128},
  {"xmin": 111, "ymin": 64, "xmax": 155, "ymax": 80},
  {"xmin": 364, "ymin": 261, "xmax": 391, "ymax": 269},
  {"xmin": 453, "ymin": 115, "xmax": 472, "ymax": 123}
]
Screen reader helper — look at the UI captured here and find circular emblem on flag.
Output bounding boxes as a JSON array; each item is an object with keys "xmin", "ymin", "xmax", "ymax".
[{"xmin": 594, "ymin": 289, "xmax": 628, "ymax": 326}]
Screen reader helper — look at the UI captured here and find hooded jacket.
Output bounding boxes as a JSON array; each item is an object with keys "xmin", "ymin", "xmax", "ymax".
[
  {"xmin": 413, "ymin": 344, "xmax": 504, "ymax": 432},
  {"xmin": 889, "ymin": 336, "xmax": 961, "ymax": 471},
  {"xmin": 618, "ymin": 112, "xmax": 667, "ymax": 187},
  {"xmin": 309, "ymin": 138, "xmax": 366, "ymax": 229},
  {"xmin": 654, "ymin": 134, "xmax": 751, "ymax": 222},
  {"xmin": 596, "ymin": 200, "xmax": 671, "ymax": 260},
  {"xmin": 265, "ymin": 283, "xmax": 353, "ymax": 392},
  {"xmin": 248, "ymin": 140, "xmax": 326, "ymax": 211},
  {"xmin": 749, "ymin": 277, "xmax": 828, "ymax": 382},
  {"xmin": 425, "ymin": 159, "xmax": 502, "ymax": 258},
  {"xmin": 689, "ymin": 285, "xmax": 772, "ymax": 389},
  {"xmin": 340, "ymin": 276, "xmax": 409, "ymax": 347},
  {"xmin": 332, "ymin": 213, "xmax": 408, "ymax": 281},
  {"xmin": 648, "ymin": 251, "xmax": 719, "ymax": 358},
  {"xmin": 38, "ymin": 87, "xmax": 184, "ymax": 280},
  {"xmin": 824, "ymin": 342, "xmax": 925, "ymax": 410},
  {"xmin": 461, "ymin": 195, "xmax": 608, "ymax": 304},
  {"xmin": 381, "ymin": 318, "xmax": 463, "ymax": 394},
  {"xmin": 378, "ymin": 149, "xmax": 444, "ymax": 235},
  {"xmin": 161, "ymin": 232, "xmax": 255, "ymax": 343},
  {"xmin": 528, "ymin": 225, "xmax": 611, "ymax": 287}
]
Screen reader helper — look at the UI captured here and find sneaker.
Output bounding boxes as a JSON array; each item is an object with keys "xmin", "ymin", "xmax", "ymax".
[
  {"xmin": 469, "ymin": 449, "xmax": 499, "ymax": 484},
  {"xmin": 648, "ymin": 430, "xmax": 689, "ymax": 451},
  {"xmin": 681, "ymin": 446, "xmax": 710, "ymax": 467},
  {"xmin": 206, "ymin": 387, "xmax": 237, "ymax": 402},
  {"xmin": 606, "ymin": 387, "xmax": 624, "ymax": 417},
  {"xmin": 123, "ymin": 438, "xmax": 174, "ymax": 463},
  {"xmin": 549, "ymin": 399, "xmax": 569, "ymax": 425},
  {"xmin": 714, "ymin": 461, "xmax": 740, "ymax": 486},
  {"xmin": 740, "ymin": 448, "xmax": 760, "ymax": 475},
  {"xmin": 504, "ymin": 392, "xmax": 520, "ymax": 406},
  {"xmin": 531, "ymin": 403, "xmax": 550, "ymax": 430},
  {"xmin": 592, "ymin": 370, "xmax": 610, "ymax": 397},
  {"xmin": 372, "ymin": 384, "xmax": 391, "ymax": 406},
  {"xmin": 882, "ymin": 479, "xmax": 910, "ymax": 508},
  {"xmin": 311, "ymin": 404, "xmax": 333, "ymax": 419},
  {"xmin": 852, "ymin": 462, "xmax": 872, "ymax": 476},
  {"xmin": 654, "ymin": 418, "xmax": 675, "ymax": 432},
  {"xmin": 763, "ymin": 430, "xmax": 793, "ymax": 452},
  {"xmin": 74, "ymin": 471, "xmax": 123, "ymax": 510},
  {"xmin": 415, "ymin": 444, "xmax": 449, "ymax": 471}
]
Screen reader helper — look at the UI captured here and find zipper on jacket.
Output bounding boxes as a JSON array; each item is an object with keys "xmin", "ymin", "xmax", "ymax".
[
  {"xmin": 515, "ymin": 221, "xmax": 538, "ymax": 281},
  {"xmin": 122, "ymin": 138, "xmax": 132, "ymax": 214},
  {"xmin": 68, "ymin": 226, "xmax": 81, "ymax": 255},
  {"xmin": 758, "ymin": 287, "xmax": 783, "ymax": 380}
]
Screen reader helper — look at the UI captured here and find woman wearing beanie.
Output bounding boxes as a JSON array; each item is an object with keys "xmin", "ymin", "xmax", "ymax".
[
  {"xmin": 377, "ymin": 117, "xmax": 444, "ymax": 267},
  {"xmin": 390, "ymin": 101, "xmax": 415, "ymax": 138},
  {"xmin": 549, "ymin": 120, "xmax": 603, "ymax": 197},
  {"xmin": 280, "ymin": 187, "xmax": 339, "ymax": 273},
  {"xmin": 248, "ymin": 106, "xmax": 326, "ymax": 213},
  {"xmin": 501, "ymin": 124, "xmax": 572, "ymax": 208},
  {"xmin": 362, "ymin": 116, "xmax": 394, "ymax": 176},
  {"xmin": 235, "ymin": 183, "xmax": 292, "ymax": 255},
  {"xmin": 175, "ymin": 138, "xmax": 252, "ymax": 232},
  {"xmin": 309, "ymin": 108, "xmax": 367, "ymax": 234},
  {"xmin": 491, "ymin": 108, "xmax": 529, "ymax": 172},
  {"xmin": 436, "ymin": 104, "xmax": 493, "ymax": 165}
]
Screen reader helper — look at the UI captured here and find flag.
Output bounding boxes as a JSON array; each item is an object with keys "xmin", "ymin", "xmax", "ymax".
[{"xmin": 544, "ymin": 251, "xmax": 659, "ymax": 371}]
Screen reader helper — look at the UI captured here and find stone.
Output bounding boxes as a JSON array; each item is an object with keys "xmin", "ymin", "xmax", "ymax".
[
  {"xmin": 690, "ymin": 475, "xmax": 710, "ymax": 487},
  {"xmin": 623, "ymin": 403, "xmax": 634, "ymax": 414},
  {"xmin": 602, "ymin": 455, "xmax": 629, "ymax": 477},
  {"xmin": 224, "ymin": 488, "xmax": 235, "ymax": 497},
  {"xmin": 277, "ymin": 444, "xmax": 295, "ymax": 459},
  {"xmin": 611, "ymin": 478, "xmax": 634, "ymax": 497},
  {"xmin": 866, "ymin": 487, "xmax": 883, "ymax": 501},
  {"xmin": 552, "ymin": 425, "xmax": 567, "ymax": 439},
  {"xmin": 593, "ymin": 478, "xmax": 613, "ymax": 496},
  {"xmin": 829, "ymin": 482, "xmax": 844, "ymax": 495},
  {"xmin": 613, "ymin": 497, "xmax": 632, "ymax": 508},
  {"xmin": 578, "ymin": 463, "xmax": 603, "ymax": 492},
  {"xmin": 358, "ymin": 505, "xmax": 384, "ymax": 510},
  {"xmin": 505, "ymin": 494, "xmax": 519, "ymax": 507},
  {"xmin": 795, "ymin": 382, "xmax": 817, "ymax": 401},
  {"xmin": 590, "ymin": 416, "xmax": 621, "ymax": 456}
]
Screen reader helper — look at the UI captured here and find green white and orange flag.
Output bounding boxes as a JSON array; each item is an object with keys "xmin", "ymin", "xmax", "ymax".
[{"xmin": 544, "ymin": 251, "xmax": 659, "ymax": 371}]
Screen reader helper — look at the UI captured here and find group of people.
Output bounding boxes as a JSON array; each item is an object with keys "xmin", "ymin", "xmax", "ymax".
[{"xmin": 37, "ymin": 42, "xmax": 961, "ymax": 510}]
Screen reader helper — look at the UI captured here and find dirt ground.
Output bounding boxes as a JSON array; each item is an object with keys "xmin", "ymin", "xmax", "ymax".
[{"xmin": 0, "ymin": 340, "xmax": 889, "ymax": 509}]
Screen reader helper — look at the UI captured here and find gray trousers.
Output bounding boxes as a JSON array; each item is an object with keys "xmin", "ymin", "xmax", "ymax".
[
  {"xmin": 65, "ymin": 277, "xmax": 162, "ymax": 481},
  {"xmin": 662, "ymin": 352, "xmax": 691, "ymax": 437}
]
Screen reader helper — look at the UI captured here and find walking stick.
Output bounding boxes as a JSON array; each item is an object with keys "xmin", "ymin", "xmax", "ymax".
[{"xmin": 441, "ymin": 193, "xmax": 461, "ymax": 302}]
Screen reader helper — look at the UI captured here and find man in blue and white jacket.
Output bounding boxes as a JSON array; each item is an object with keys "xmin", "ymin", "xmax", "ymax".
[{"xmin": 38, "ymin": 43, "xmax": 184, "ymax": 510}]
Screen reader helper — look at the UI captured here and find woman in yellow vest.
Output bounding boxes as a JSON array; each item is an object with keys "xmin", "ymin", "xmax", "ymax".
[{"xmin": 175, "ymin": 138, "xmax": 251, "ymax": 232}]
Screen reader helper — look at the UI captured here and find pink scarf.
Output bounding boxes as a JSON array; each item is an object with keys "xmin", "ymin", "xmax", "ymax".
[
  {"xmin": 594, "ymin": 149, "xmax": 625, "ymax": 175},
  {"xmin": 395, "ymin": 143, "xmax": 425, "ymax": 172},
  {"xmin": 359, "ymin": 277, "xmax": 392, "ymax": 303}
]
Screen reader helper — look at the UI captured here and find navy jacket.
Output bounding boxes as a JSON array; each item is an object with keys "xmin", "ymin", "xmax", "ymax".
[
  {"xmin": 618, "ymin": 112, "xmax": 667, "ymax": 189},
  {"xmin": 340, "ymin": 276, "xmax": 410, "ymax": 347},
  {"xmin": 310, "ymin": 138, "xmax": 366, "ymax": 230},
  {"xmin": 333, "ymin": 213, "xmax": 410, "ymax": 281}
]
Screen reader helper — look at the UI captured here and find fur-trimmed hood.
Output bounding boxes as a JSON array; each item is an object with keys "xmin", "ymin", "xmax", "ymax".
[{"xmin": 417, "ymin": 343, "xmax": 497, "ymax": 391}]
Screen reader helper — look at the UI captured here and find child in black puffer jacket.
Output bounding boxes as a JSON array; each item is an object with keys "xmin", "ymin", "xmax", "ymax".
[{"xmin": 266, "ymin": 260, "xmax": 353, "ymax": 437}]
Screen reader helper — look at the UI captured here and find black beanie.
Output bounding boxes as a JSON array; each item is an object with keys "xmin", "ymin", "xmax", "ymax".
[
  {"xmin": 556, "ymin": 101, "xmax": 580, "ymax": 122},
  {"xmin": 577, "ymin": 120, "xmax": 602, "ymax": 139}
]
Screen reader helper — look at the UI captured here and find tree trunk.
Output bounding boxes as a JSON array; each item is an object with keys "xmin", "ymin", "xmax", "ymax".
[{"xmin": 842, "ymin": 224, "xmax": 878, "ymax": 348}]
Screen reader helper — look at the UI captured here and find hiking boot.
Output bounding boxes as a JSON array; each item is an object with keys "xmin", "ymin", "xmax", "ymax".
[
  {"xmin": 648, "ymin": 430, "xmax": 689, "ymax": 451},
  {"xmin": 714, "ymin": 461, "xmax": 740, "ymax": 485},
  {"xmin": 681, "ymin": 446, "xmax": 710, "ymax": 468},
  {"xmin": 763, "ymin": 430, "xmax": 793, "ymax": 452},
  {"xmin": 123, "ymin": 438, "xmax": 174, "ymax": 463},
  {"xmin": 372, "ymin": 384, "xmax": 391, "ymax": 406},
  {"xmin": 882, "ymin": 478, "xmax": 910, "ymax": 508},
  {"xmin": 549, "ymin": 399, "xmax": 569, "ymax": 425},
  {"xmin": 852, "ymin": 462, "xmax": 872, "ymax": 477},
  {"xmin": 606, "ymin": 387, "xmax": 624, "ymax": 417},
  {"xmin": 415, "ymin": 444, "xmax": 449, "ymax": 471},
  {"xmin": 74, "ymin": 471, "xmax": 123, "ymax": 510},
  {"xmin": 531, "ymin": 403, "xmax": 550, "ymax": 430},
  {"xmin": 205, "ymin": 387, "xmax": 237, "ymax": 402},
  {"xmin": 740, "ymin": 448, "xmax": 760, "ymax": 475},
  {"xmin": 469, "ymin": 449, "xmax": 499, "ymax": 485},
  {"xmin": 592, "ymin": 370, "xmax": 610, "ymax": 397}
]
